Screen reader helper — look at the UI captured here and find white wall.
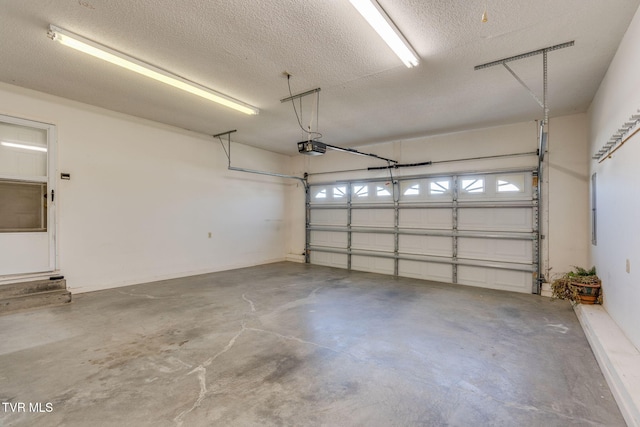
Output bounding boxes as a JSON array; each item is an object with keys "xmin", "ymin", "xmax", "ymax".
[
  {"xmin": 588, "ymin": 5, "xmax": 640, "ymax": 350},
  {"xmin": 0, "ymin": 82, "xmax": 290, "ymax": 293},
  {"xmin": 547, "ymin": 114, "xmax": 591, "ymax": 278},
  {"xmin": 287, "ymin": 115, "xmax": 590, "ymax": 281}
]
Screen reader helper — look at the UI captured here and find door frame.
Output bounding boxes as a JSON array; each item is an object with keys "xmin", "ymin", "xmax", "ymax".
[{"xmin": 0, "ymin": 113, "xmax": 57, "ymax": 276}]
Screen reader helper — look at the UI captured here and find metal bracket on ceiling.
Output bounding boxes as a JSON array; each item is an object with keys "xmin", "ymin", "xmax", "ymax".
[
  {"xmin": 212, "ymin": 129, "xmax": 308, "ymax": 188},
  {"xmin": 474, "ymin": 41, "xmax": 575, "ymax": 126},
  {"xmin": 502, "ymin": 62, "xmax": 544, "ymax": 109},
  {"xmin": 213, "ymin": 129, "xmax": 237, "ymax": 167},
  {"xmin": 280, "ymin": 88, "xmax": 321, "ymax": 104}
]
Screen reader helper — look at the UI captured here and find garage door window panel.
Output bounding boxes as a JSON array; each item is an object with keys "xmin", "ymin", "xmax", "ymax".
[
  {"xmin": 497, "ymin": 174, "xmax": 525, "ymax": 193},
  {"xmin": 461, "ymin": 178, "xmax": 485, "ymax": 194},
  {"xmin": 400, "ymin": 178, "xmax": 453, "ymax": 202},
  {"xmin": 349, "ymin": 182, "xmax": 394, "ymax": 204}
]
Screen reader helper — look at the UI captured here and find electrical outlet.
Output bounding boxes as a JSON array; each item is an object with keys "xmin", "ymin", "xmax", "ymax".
[
  {"xmin": 208, "ymin": 232, "xmax": 212, "ymax": 238},
  {"xmin": 626, "ymin": 259, "xmax": 630, "ymax": 273}
]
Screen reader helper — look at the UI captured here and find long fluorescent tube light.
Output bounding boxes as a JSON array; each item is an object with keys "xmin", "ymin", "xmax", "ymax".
[
  {"xmin": 349, "ymin": 0, "xmax": 419, "ymax": 68},
  {"xmin": 47, "ymin": 25, "xmax": 259, "ymax": 115},
  {"xmin": 1, "ymin": 141, "xmax": 47, "ymax": 152}
]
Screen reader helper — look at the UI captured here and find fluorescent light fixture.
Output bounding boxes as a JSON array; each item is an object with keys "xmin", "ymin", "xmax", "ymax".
[
  {"xmin": 349, "ymin": 0, "xmax": 419, "ymax": 68},
  {"xmin": 1, "ymin": 141, "xmax": 47, "ymax": 152},
  {"xmin": 47, "ymin": 25, "xmax": 259, "ymax": 115}
]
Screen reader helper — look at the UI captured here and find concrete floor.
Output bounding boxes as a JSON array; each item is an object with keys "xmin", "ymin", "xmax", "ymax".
[{"xmin": 0, "ymin": 262, "xmax": 625, "ymax": 426}]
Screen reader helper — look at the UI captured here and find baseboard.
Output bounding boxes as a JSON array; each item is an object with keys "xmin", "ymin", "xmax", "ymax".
[
  {"xmin": 69, "ymin": 258, "xmax": 289, "ymax": 294},
  {"xmin": 285, "ymin": 254, "xmax": 305, "ymax": 263},
  {"xmin": 575, "ymin": 304, "xmax": 640, "ymax": 427}
]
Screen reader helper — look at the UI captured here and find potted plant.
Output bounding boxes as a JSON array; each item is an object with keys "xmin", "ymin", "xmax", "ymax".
[{"xmin": 551, "ymin": 266, "xmax": 602, "ymax": 304}]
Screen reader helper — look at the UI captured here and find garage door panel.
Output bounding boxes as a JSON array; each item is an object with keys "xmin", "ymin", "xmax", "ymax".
[
  {"xmin": 457, "ymin": 238, "xmax": 532, "ymax": 263},
  {"xmin": 457, "ymin": 266, "xmax": 531, "ymax": 293},
  {"xmin": 399, "ymin": 235, "xmax": 452, "ymax": 257},
  {"xmin": 351, "ymin": 256, "xmax": 394, "ymax": 275},
  {"xmin": 352, "ymin": 233, "xmax": 394, "ymax": 252},
  {"xmin": 308, "ymin": 171, "xmax": 537, "ymax": 293},
  {"xmin": 458, "ymin": 208, "xmax": 532, "ymax": 232},
  {"xmin": 310, "ymin": 231, "xmax": 347, "ymax": 248},
  {"xmin": 352, "ymin": 209, "xmax": 394, "ymax": 227},
  {"xmin": 399, "ymin": 208, "xmax": 452, "ymax": 229},
  {"xmin": 310, "ymin": 252, "xmax": 348, "ymax": 269},
  {"xmin": 310, "ymin": 209, "xmax": 348, "ymax": 226},
  {"xmin": 399, "ymin": 260, "xmax": 452, "ymax": 283}
]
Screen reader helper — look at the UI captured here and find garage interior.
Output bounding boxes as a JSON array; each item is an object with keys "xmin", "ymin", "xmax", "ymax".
[{"xmin": 1, "ymin": 1, "xmax": 639, "ymax": 426}]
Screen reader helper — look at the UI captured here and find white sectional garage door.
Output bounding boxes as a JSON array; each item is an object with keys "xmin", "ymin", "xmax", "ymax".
[{"xmin": 307, "ymin": 169, "xmax": 539, "ymax": 293}]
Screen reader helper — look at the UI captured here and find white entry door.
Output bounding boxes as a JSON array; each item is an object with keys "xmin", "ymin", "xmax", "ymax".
[{"xmin": 0, "ymin": 115, "xmax": 56, "ymax": 276}]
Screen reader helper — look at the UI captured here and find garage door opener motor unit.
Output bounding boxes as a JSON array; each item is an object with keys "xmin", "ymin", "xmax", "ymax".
[{"xmin": 298, "ymin": 140, "xmax": 326, "ymax": 155}]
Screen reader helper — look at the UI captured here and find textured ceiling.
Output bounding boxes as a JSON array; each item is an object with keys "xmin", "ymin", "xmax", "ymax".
[{"xmin": 1, "ymin": 0, "xmax": 639, "ymax": 155}]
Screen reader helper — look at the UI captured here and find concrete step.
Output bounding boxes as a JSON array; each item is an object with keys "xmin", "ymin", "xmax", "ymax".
[
  {"xmin": 0, "ymin": 289, "xmax": 72, "ymax": 314},
  {"xmin": 0, "ymin": 278, "xmax": 67, "ymax": 299}
]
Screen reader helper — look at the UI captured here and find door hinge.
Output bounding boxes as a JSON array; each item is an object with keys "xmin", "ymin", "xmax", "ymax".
[{"xmin": 51, "ymin": 189, "xmax": 55, "ymax": 202}]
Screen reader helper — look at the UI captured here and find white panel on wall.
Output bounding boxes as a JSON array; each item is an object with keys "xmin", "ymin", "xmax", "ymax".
[
  {"xmin": 398, "ymin": 260, "xmax": 452, "ymax": 283},
  {"xmin": 351, "ymin": 233, "xmax": 394, "ymax": 252},
  {"xmin": 310, "ymin": 209, "xmax": 348, "ymax": 226},
  {"xmin": 399, "ymin": 208, "xmax": 453, "ymax": 229},
  {"xmin": 457, "ymin": 238, "xmax": 532, "ymax": 264},
  {"xmin": 458, "ymin": 208, "xmax": 532, "ymax": 232},
  {"xmin": 351, "ymin": 255, "xmax": 394, "ymax": 275},
  {"xmin": 310, "ymin": 252, "xmax": 348, "ymax": 269},
  {"xmin": 398, "ymin": 235, "xmax": 452, "ymax": 257},
  {"xmin": 310, "ymin": 231, "xmax": 347, "ymax": 248},
  {"xmin": 351, "ymin": 209, "xmax": 394, "ymax": 227},
  {"xmin": 457, "ymin": 265, "xmax": 530, "ymax": 293}
]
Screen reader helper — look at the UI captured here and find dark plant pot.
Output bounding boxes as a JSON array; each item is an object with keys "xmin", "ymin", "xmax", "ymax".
[{"xmin": 568, "ymin": 280, "xmax": 601, "ymax": 305}]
